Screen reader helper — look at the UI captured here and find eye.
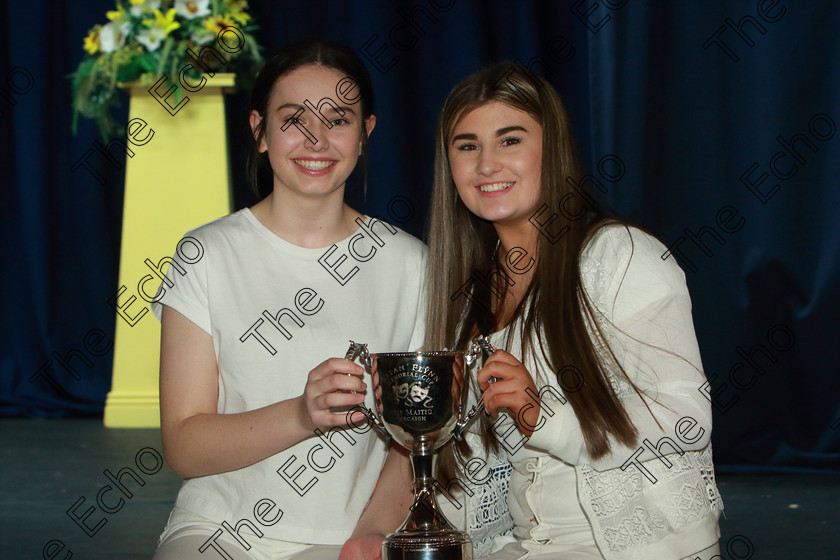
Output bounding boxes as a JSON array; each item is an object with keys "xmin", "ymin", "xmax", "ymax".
[
  {"xmin": 284, "ymin": 114, "xmax": 302, "ymax": 125},
  {"xmin": 456, "ymin": 143, "xmax": 478, "ymax": 151},
  {"xmin": 331, "ymin": 117, "xmax": 349, "ymax": 126},
  {"xmin": 501, "ymin": 136, "xmax": 522, "ymax": 146}
]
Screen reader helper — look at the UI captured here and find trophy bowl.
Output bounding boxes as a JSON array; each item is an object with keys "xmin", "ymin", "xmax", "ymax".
[{"xmin": 345, "ymin": 339, "xmax": 494, "ymax": 560}]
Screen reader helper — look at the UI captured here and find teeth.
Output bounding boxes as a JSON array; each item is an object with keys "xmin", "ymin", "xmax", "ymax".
[
  {"xmin": 480, "ymin": 182, "xmax": 513, "ymax": 192},
  {"xmin": 295, "ymin": 159, "xmax": 335, "ymax": 170}
]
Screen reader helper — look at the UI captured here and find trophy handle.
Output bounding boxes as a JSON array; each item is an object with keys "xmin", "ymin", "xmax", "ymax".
[
  {"xmin": 453, "ymin": 336, "xmax": 496, "ymax": 439},
  {"xmin": 344, "ymin": 341, "xmax": 387, "ymax": 435}
]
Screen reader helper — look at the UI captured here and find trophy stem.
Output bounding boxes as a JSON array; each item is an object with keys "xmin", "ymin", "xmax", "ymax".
[
  {"xmin": 382, "ymin": 438, "xmax": 472, "ymax": 559},
  {"xmin": 401, "ymin": 448, "xmax": 455, "ymax": 533}
]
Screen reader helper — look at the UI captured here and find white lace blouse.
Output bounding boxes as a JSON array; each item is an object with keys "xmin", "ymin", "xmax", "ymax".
[{"xmin": 447, "ymin": 224, "xmax": 723, "ymax": 560}]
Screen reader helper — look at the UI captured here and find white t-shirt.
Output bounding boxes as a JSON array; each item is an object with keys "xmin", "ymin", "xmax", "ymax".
[{"xmin": 152, "ymin": 208, "xmax": 426, "ymax": 545}]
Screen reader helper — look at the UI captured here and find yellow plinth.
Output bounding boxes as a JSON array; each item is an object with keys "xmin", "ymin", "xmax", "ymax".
[{"xmin": 104, "ymin": 74, "xmax": 234, "ymax": 427}]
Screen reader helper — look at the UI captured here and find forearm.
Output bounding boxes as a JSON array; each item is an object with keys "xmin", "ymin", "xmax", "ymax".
[
  {"xmin": 351, "ymin": 445, "xmax": 413, "ymax": 537},
  {"xmin": 523, "ymin": 381, "xmax": 712, "ymax": 470},
  {"xmin": 163, "ymin": 395, "xmax": 313, "ymax": 478}
]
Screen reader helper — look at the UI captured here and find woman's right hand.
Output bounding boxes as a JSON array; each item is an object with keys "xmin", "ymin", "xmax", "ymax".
[
  {"xmin": 161, "ymin": 305, "xmax": 373, "ymax": 478},
  {"xmin": 296, "ymin": 358, "xmax": 369, "ymax": 431}
]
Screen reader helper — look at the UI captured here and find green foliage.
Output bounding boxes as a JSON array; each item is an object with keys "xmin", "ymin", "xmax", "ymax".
[{"xmin": 69, "ymin": 0, "xmax": 263, "ymax": 140}]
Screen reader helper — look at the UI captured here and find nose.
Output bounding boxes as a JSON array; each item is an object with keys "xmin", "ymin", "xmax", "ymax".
[
  {"xmin": 304, "ymin": 117, "xmax": 331, "ymax": 151},
  {"xmin": 477, "ymin": 147, "xmax": 502, "ymax": 176}
]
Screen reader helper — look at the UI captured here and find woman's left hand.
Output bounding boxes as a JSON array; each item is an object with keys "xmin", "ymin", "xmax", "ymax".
[
  {"xmin": 338, "ymin": 533, "xmax": 385, "ymax": 560},
  {"xmin": 477, "ymin": 350, "xmax": 541, "ymax": 437}
]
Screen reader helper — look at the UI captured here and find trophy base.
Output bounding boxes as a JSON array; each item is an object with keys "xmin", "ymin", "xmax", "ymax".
[{"xmin": 383, "ymin": 530, "xmax": 473, "ymax": 560}]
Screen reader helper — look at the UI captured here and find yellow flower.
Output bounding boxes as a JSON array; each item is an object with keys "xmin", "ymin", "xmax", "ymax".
[
  {"xmin": 202, "ymin": 16, "xmax": 215, "ymax": 33},
  {"xmin": 223, "ymin": 1, "xmax": 251, "ymax": 23},
  {"xmin": 106, "ymin": 4, "xmax": 125, "ymax": 21},
  {"xmin": 225, "ymin": 2, "xmax": 251, "ymax": 25},
  {"xmin": 83, "ymin": 25, "xmax": 101, "ymax": 55},
  {"xmin": 130, "ymin": 0, "xmax": 146, "ymax": 6},
  {"xmin": 203, "ymin": 14, "xmax": 236, "ymax": 34},
  {"xmin": 144, "ymin": 8, "xmax": 181, "ymax": 36},
  {"xmin": 229, "ymin": 11, "xmax": 250, "ymax": 25}
]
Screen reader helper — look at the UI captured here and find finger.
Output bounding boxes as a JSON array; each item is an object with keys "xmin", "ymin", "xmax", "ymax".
[
  {"xmin": 329, "ymin": 358, "xmax": 365, "ymax": 376},
  {"xmin": 311, "ymin": 358, "xmax": 364, "ymax": 383},
  {"xmin": 482, "ymin": 378, "xmax": 529, "ymax": 397},
  {"xmin": 309, "ymin": 371, "xmax": 367, "ymax": 395},
  {"xmin": 490, "ymin": 391, "xmax": 535, "ymax": 412},
  {"xmin": 344, "ymin": 409, "xmax": 368, "ymax": 427},
  {"xmin": 319, "ymin": 411, "xmax": 366, "ymax": 430},
  {"xmin": 318, "ymin": 391, "xmax": 367, "ymax": 411},
  {"xmin": 483, "ymin": 350, "xmax": 522, "ymax": 367},
  {"xmin": 328, "ymin": 372, "xmax": 368, "ymax": 393},
  {"xmin": 491, "ymin": 394, "xmax": 540, "ymax": 436},
  {"xmin": 316, "ymin": 405, "xmax": 369, "ymax": 428},
  {"xmin": 482, "ymin": 389, "xmax": 501, "ymax": 416},
  {"xmin": 483, "ymin": 378, "xmax": 537, "ymax": 410},
  {"xmin": 483, "ymin": 390, "xmax": 529, "ymax": 418},
  {"xmin": 477, "ymin": 362, "xmax": 521, "ymax": 388}
]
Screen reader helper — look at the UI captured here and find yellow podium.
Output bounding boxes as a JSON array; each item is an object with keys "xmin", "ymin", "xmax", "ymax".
[{"xmin": 103, "ymin": 74, "xmax": 234, "ymax": 427}]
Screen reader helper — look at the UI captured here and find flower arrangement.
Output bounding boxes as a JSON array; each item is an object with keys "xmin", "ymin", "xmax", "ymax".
[{"xmin": 70, "ymin": 0, "xmax": 263, "ymax": 138}]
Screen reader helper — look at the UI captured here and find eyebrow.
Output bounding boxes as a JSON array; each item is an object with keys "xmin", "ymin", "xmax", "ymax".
[
  {"xmin": 451, "ymin": 125, "xmax": 528, "ymax": 143},
  {"xmin": 275, "ymin": 102, "xmax": 356, "ymax": 115}
]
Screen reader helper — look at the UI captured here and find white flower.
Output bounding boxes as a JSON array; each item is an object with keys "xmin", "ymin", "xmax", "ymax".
[
  {"xmin": 175, "ymin": 0, "xmax": 211, "ymax": 20},
  {"xmin": 129, "ymin": 0, "xmax": 162, "ymax": 17},
  {"xmin": 191, "ymin": 30, "xmax": 216, "ymax": 45},
  {"xmin": 137, "ymin": 27, "xmax": 165, "ymax": 51},
  {"xmin": 99, "ymin": 21, "xmax": 130, "ymax": 54}
]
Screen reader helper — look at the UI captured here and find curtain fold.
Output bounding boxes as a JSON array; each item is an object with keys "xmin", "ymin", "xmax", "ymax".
[
  {"xmin": 586, "ymin": 1, "xmax": 840, "ymax": 471},
  {"xmin": 2, "ymin": 0, "xmax": 837, "ymax": 471}
]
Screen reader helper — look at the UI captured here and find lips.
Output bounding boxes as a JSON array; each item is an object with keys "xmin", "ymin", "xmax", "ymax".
[
  {"xmin": 478, "ymin": 181, "xmax": 514, "ymax": 193},
  {"xmin": 293, "ymin": 159, "xmax": 336, "ymax": 170}
]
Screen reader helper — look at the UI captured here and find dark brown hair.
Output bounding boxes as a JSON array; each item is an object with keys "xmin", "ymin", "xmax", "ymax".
[{"xmin": 246, "ymin": 38, "xmax": 375, "ymax": 199}]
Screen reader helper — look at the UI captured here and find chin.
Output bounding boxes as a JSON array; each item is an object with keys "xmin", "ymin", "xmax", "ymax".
[{"xmin": 475, "ymin": 207, "xmax": 518, "ymax": 223}]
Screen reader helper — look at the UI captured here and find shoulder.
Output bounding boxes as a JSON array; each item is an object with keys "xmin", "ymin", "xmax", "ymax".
[
  {"xmin": 179, "ymin": 209, "xmax": 253, "ymax": 245},
  {"xmin": 167, "ymin": 210, "xmax": 269, "ymax": 266},
  {"xmin": 579, "ymin": 222, "xmax": 688, "ymax": 313},
  {"xmin": 365, "ymin": 217, "xmax": 427, "ymax": 266},
  {"xmin": 581, "ymin": 222, "xmax": 670, "ymax": 268}
]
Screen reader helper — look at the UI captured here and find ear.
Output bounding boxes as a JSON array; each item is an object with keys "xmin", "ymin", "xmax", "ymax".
[
  {"xmin": 249, "ymin": 109, "xmax": 267, "ymax": 152},
  {"xmin": 359, "ymin": 114, "xmax": 376, "ymax": 155}
]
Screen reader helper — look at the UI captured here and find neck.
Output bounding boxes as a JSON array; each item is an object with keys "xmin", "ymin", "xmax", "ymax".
[
  {"xmin": 493, "ymin": 221, "xmax": 539, "ymax": 310},
  {"xmin": 251, "ymin": 186, "xmax": 362, "ymax": 248},
  {"xmin": 494, "ymin": 222, "xmax": 538, "ymax": 270}
]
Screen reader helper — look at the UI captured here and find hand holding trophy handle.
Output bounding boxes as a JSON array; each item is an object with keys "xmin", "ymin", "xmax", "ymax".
[
  {"xmin": 343, "ymin": 341, "xmax": 385, "ymax": 433},
  {"xmin": 453, "ymin": 336, "xmax": 496, "ymax": 440},
  {"xmin": 343, "ymin": 336, "xmax": 495, "ymax": 559}
]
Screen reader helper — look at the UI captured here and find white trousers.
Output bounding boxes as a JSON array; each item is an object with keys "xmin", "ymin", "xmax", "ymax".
[
  {"xmin": 480, "ymin": 540, "xmax": 721, "ymax": 560},
  {"xmin": 152, "ymin": 507, "xmax": 343, "ymax": 560}
]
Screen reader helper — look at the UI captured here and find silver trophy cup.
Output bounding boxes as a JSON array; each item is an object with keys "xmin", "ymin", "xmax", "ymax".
[{"xmin": 345, "ymin": 338, "xmax": 494, "ymax": 560}]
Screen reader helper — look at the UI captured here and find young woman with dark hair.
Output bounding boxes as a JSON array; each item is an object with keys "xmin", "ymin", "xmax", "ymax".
[
  {"xmin": 426, "ymin": 63, "xmax": 723, "ymax": 560},
  {"xmin": 150, "ymin": 39, "xmax": 418, "ymax": 560}
]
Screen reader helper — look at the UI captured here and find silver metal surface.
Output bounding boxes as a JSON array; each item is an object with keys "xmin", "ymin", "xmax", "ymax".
[{"xmin": 346, "ymin": 338, "xmax": 495, "ymax": 560}]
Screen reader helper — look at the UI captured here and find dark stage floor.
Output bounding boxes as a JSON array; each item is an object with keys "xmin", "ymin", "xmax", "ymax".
[{"xmin": 1, "ymin": 419, "xmax": 838, "ymax": 559}]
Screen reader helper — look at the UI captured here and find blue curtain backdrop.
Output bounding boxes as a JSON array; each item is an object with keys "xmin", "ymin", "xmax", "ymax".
[{"xmin": 1, "ymin": 0, "xmax": 838, "ymax": 473}]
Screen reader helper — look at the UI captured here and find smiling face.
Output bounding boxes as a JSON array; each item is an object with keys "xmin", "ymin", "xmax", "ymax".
[
  {"xmin": 251, "ymin": 64, "xmax": 375, "ymax": 200},
  {"xmin": 447, "ymin": 101, "xmax": 543, "ymax": 227}
]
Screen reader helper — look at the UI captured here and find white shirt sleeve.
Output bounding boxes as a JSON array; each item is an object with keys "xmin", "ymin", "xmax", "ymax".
[
  {"xmin": 150, "ymin": 231, "xmax": 212, "ymax": 334},
  {"xmin": 525, "ymin": 224, "xmax": 713, "ymax": 470}
]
